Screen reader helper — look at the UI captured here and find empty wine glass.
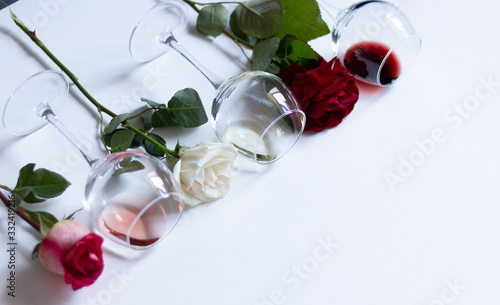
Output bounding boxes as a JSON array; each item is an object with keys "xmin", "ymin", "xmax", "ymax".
[
  {"xmin": 129, "ymin": 1, "xmax": 306, "ymax": 164},
  {"xmin": 2, "ymin": 70, "xmax": 184, "ymax": 250},
  {"xmin": 321, "ymin": 0, "xmax": 421, "ymax": 86}
]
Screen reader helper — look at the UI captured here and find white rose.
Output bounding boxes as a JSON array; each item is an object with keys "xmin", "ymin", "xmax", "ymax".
[{"xmin": 173, "ymin": 142, "xmax": 238, "ymax": 207}]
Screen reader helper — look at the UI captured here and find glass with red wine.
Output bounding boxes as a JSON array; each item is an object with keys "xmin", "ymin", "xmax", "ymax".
[{"xmin": 329, "ymin": 1, "xmax": 421, "ymax": 86}]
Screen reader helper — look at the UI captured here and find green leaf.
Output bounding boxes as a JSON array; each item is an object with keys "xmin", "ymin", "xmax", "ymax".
[
  {"xmin": 174, "ymin": 140, "xmax": 182, "ymax": 155},
  {"xmin": 39, "ymin": 216, "xmax": 54, "ymax": 236},
  {"xmin": 275, "ymin": 34, "xmax": 320, "ymax": 70},
  {"xmin": 233, "ymin": 0, "xmax": 282, "ymax": 39},
  {"xmin": 287, "ymin": 39, "xmax": 320, "ymax": 68},
  {"xmin": 64, "ymin": 208, "xmax": 83, "ymax": 220},
  {"xmin": 104, "ymin": 128, "xmax": 143, "ymax": 148},
  {"xmin": 110, "ymin": 129, "xmax": 135, "ymax": 153},
  {"xmin": 151, "ymin": 89, "xmax": 207, "ymax": 128},
  {"xmin": 112, "ymin": 159, "xmax": 146, "ymax": 176},
  {"xmin": 11, "ymin": 187, "xmax": 34, "ymax": 209},
  {"xmin": 141, "ymin": 97, "xmax": 165, "ymax": 108},
  {"xmin": 21, "ymin": 191, "xmax": 46, "ymax": 204},
  {"xmin": 276, "ymin": 34, "xmax": 296, "ymax": 58},
  {"xmin": 23, "ymin": 210, "xmax": 59, "ymax": 225},
  {"xmin": 14, "ymin": 163, "xmax": 36, "ymax": 190},
  {"xmin": 13, "ymin": 164, "xmax": 71, "ymax": 205},
  {"xmin": 102, "ymin": 131, "xmax": 112, "ymax": 147},
  {"xmin": 197, "ymin": 4, "xmax": 228, "ymax": 38},
  {"xmin": 229, "ymin": 13, "xmax": 258, "ymax": 45},
  {"xmin": 265, "ymin": 62, "xmax": 281, "ymax": 74},
  {"xmin": 168, "ymin": 88, "xmax": 208, "ymax": 128},
  {"xmin": 32, "ymin": 242, "xmax": 41, "ymax": 260},
  {"xmin": 252, "ymin": 37, "xmax": 280, "ymax": 71},
  {"xmin": 141, "ymin": 116, "xmax": 153, "ymax": 131},
  {"xmin": 143, "ymin": 133, "xmax": 166, "ymax": 157},
  {"xmin": 130, "ymin": 132, "xmax": 144, "ymax": 148},
  {"xmin": 287, "ymin": 40, "xmax": 318, "ymax": 60},
  {"xmin": 277, "ymin": 0, "xmax": 329, "ymax": 41},
  {"xmin": 104, "ymin": 113, "xmax": 131, "ymax": 134},
  {"xmin": 23, "ymin": 210, "xmax": 59, "ymax": 236},
  {"xmin": 29, "ymin": 169, "xmax": 71, "ymax": 199},
  {"xmin": 152, "ymin": 109, "xmax": 177, "ymax": 128}
]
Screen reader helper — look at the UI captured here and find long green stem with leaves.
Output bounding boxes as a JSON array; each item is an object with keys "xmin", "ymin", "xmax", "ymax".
[{"xmin": 10, "ymin": 10, "xmax": 178, "ymax": 159}]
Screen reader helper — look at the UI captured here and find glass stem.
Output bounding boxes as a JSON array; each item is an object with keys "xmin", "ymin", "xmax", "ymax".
[
  {"xmin": 157, "ymin": 30, "xmax": 225, "ymax": 89},
  {"xmin": 35, "ymin": 102, "xmax": 99, "ymax": 167}
]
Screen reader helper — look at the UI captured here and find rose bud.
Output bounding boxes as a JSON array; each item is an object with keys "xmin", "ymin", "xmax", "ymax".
[
  {"xmin": 173, "ymin": 142, "xmax": 238, "ymax": 207},
  {"xmin": 38, "ymin": 219, "xmax": 104, "ymax": 290}
]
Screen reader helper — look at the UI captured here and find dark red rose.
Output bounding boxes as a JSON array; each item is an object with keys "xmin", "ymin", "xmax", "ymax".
[
  {"xmin": 278, "ymin": 57, "xmax": 359, "ymax": 132},
  {"xmin": 39, "ymin": 220, "xmax": 104, "ymax": 290}
]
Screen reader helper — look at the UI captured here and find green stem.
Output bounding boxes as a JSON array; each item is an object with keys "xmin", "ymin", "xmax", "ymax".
[
  {"xmin": 235, "ymin": 40, "xmax": 252, "ymax": 63},
  {"xmin": 98, "ymin": 111, "xmax": 111, "ymax": 155},
  {"xmin": 0, "ymin": 185, "xmax": 12, "ymax": 193},
  {"xmin": 17, "ymin": 207, "xmax": 42, "ymax": 233},
  {"xmin": 124, "ymin": 123, "xmax": 178, "ymax": 158},
  {"xmin": 0, "ymin": 191, "xmax": 41, "ymax": 234},
  {"xmin": 223, "ymin": 29, "xmax": 254, "ymax": 50},
  {"xmin": 10, "ymin": 11, "xmax": 116, "ymax": 118},
  {"xmin": 10, "ymin": 10, "xmax": 176, "ymax": 158}
]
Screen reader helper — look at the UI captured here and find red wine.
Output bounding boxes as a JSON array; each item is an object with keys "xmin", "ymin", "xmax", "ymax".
[
  {"xmin": 103, "ymin": 220, "xmax": 160, "ymax": 247},
  {"xmin": 344, "ymin": 41, "xmax": 401, "ymax": 85}
]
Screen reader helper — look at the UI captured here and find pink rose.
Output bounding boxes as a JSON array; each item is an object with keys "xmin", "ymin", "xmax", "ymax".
[{"xmin": 39, "ymin": 220, "xmax": 104, "ymax": 290}]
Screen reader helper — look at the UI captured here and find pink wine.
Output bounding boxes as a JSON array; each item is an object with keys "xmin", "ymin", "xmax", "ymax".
[
  {"xmin": 101, "ymin": 202, "xmax": 166, "ymax": 247},
  {"xmin": 103, "ymin": 220, "xmax": 160, "ymax": 247},
  {"xmin": 343, "ymin": 41, "xmax": 401, "ymax": 85}
]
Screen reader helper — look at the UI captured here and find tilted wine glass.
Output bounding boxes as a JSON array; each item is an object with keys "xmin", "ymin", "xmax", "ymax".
[
  {"xmin": 321, "ymin": 0, "xmax": 421, "ymax": 86},
  {"xmin": 2, "ymin": 70, "xmax": 184, "ymax": 251},
  {"xmin": 129, "ymin": 1, "xmax": 306, "ymax": 164}
]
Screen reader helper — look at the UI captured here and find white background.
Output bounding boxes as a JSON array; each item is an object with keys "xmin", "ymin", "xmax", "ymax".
[{"xmin": 0, "ymin": 0, "xmax": 499, "ymax": 304}]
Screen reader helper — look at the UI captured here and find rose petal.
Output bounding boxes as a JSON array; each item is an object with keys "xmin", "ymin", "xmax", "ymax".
[
  {"xmin": 173, "ymin": 143, "xmax": 237, "ymax": 207},
  {"xmin": 62, "ymin": 234, "xmax": 104, "ymax": 290},
  {"xmin": 44, "ymin": 220, "xmax": 91, "ymax": 252},
  {"xmin": 38, "ymin": 221, "xmax": 104, "ymax": 291},
  {"xmin": 278, "ymin": 56, "xmax": 359, "ymax": 132},
  {"xmin": 39, "ymin": 238, "xmax": 64, "ymax": 275}
]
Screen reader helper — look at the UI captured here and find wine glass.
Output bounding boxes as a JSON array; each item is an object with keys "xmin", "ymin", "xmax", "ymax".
[
  {"xmin": 2, "ymin": 70, "xmax": 184, "ymax": 251},
  {"xmin": 321, "ymin": 0, "xmax": 421, "ymax": 86},
  {"xmin": 129, "ymin": 1, "xmax": 306, "ymax": 164}
]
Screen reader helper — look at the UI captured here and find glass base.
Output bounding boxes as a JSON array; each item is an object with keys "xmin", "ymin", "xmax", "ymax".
[
  {"xmin": 129, "ymin": 1, "xmax": 188, "ymax": 62},
  {"xmin": 3, "ymin": 70, "xmax": 68, "ymax": 136}
]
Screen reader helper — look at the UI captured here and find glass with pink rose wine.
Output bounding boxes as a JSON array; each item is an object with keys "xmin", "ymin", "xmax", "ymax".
[{"xmin": 2, "ymin": 70, "xmax": 184, "ymax": 251}]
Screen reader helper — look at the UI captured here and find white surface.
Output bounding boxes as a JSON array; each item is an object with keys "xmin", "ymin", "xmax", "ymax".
[{"xmin": 0, "ymin": 0, "xmax": 499, "ymax": 304}]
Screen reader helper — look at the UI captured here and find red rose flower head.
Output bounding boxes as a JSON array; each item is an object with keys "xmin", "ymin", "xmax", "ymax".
[
  {"xmin": 39, "ymin": 220, "xmax": 104, "ymax": 290},
  {"xmin": 278, "ymin": 57, "xmax": 359, "ymax": 132}
]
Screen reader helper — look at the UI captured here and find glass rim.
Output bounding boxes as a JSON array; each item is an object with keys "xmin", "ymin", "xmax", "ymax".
[
  {"xmin": 376, "ymin": 32, "xmax": 422, "ymax": 87},
  {"xmin": 127, "ymin": 192, "xmax": 184, "ymax": 250},
  {"xmin": 254, "ymin": 108, "xmax": 306, "ymax": 165}
]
